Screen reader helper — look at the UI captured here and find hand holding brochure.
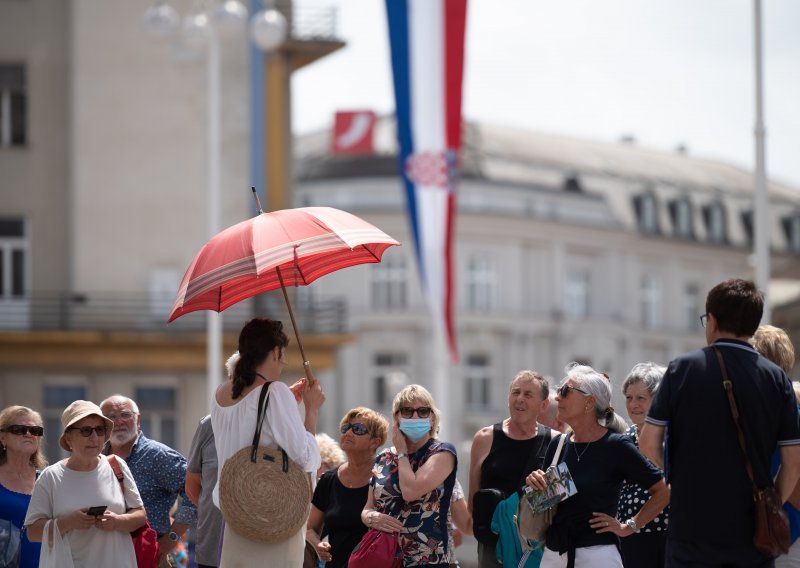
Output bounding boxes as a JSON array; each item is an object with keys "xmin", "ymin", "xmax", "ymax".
[{"xmin": 522, "ymin": 462, "xmax": 577, "ymax": 515}]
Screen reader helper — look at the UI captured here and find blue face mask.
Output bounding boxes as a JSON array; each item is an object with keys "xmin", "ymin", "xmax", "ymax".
[{"xmin": 399, "ymin": 418, "xmax": 431, "ymax": 443}]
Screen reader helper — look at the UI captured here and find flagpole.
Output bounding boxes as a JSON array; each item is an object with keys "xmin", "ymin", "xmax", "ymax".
[
  {"xmin": 431, "ymin": 324, "xmax": 451, "ymax": 441},
  {"xmin": 753, "ymin": 0, "xmax": 770, "ymax": 322}
]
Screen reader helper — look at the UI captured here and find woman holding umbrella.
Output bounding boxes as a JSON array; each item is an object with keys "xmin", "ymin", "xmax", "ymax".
[{"xmin": 212, "ymin": 317, "xmax": 325, "ymax": 567}]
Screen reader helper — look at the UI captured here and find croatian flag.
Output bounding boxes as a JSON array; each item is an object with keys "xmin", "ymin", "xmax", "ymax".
[{"xmin": 385, "ymin": 0, "xmax": 467, "ymax": 362}]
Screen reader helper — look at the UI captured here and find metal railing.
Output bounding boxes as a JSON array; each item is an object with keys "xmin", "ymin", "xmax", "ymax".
[
  {"xmin": 290, "ymin": 5, "xmax": 339, "ymax": 41},
  {"xmin": 0, "ymin": 292, "xmax": 348, "ymax": 335}
]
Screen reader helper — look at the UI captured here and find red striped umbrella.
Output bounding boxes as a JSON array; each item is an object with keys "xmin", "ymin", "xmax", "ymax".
[{"xmin": 168, "ymin": 206, "xmax": 400, "ymax": 379}]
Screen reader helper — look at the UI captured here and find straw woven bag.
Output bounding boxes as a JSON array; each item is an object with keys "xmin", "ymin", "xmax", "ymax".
[{"xmin": 219, "ymin": 381, "xmax": 312, "ymax": 542}]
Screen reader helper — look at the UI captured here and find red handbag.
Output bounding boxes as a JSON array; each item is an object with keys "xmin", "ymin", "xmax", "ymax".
[
  {"xmin": 348, "ymin": 529, "xmax": 401, "ymax": 568},
  {"xmin": 108, "ymin": 455, "xmax": 161, "ymax": 568}
]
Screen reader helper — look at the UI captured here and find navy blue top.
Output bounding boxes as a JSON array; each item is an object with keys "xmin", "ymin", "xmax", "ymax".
[
  {"xmin": 543, "ymin": 431, "xmax": 662, "ymax": 553},
  {"xmin": 0, "ymin": 482, "xmax": 41, "ymax": 568},
  {"xmin": 647, "ymin": 339, "xmax": 800, "ymax": 564}
]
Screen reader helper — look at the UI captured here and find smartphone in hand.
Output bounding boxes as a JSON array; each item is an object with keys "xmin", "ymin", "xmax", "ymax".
[{"xmin": 87, "ymin": 505, "xmax": 108, "ymax": 517}]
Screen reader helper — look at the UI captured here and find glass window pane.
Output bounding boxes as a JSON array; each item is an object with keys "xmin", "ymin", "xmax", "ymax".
[
  {"xmin": 135, "ymin": 388, "xmax": 176, "ymax": 411},
  {"xmin": 0, "ymin": 219, "xmax": 24, "ymax": 237},
  {"xmin": 0, "ymin": 249, "xmax": 4, "ymax": 296},
  {"xmin": 11, "ymin": 248, "xmax": 24, "ymax": 296},
  {"xmin": 10, "ymin": 92, "xmax": 25, "ymax": 146},
  {"xmin": 160, "ymin": 419, "xmax": 176, "ymax": 448},
  {"xmin": 44, "ymin": 386, "xmax": 87, "ymax": 408}
]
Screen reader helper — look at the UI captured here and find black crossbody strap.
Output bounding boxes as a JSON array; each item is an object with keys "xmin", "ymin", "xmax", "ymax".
[{"xmin": 714, "ymin": 346, "xmax": 760, "ymax": 493}]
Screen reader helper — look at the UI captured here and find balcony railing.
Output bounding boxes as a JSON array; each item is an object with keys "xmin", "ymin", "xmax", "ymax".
[
  {"xmin": 0, "ymin": 292, "xmax": 348, "ymax": 335},
  {"xmin": 290, "ymin": 5, "xmax": 339, "ymax": 41}
]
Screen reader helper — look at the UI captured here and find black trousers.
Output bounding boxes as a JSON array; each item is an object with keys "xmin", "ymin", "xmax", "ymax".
[{"xmin": 621, "ymin": 531, "xmax": 667, "ymax": 568}]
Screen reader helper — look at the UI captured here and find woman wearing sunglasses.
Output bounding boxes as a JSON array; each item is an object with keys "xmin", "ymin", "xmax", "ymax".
[
  {"xmin": 362, "ymin": 384, "xmax": 458, "ymax": 566},
  {"xmin": 25, "ymin": 400, "xmax": 146, "ymax": 567},
  {"xmin": 306, "ymin": 407, "xmax": 389, "ymax": 567},
  {"xmin": 525, "ymin": 364, "xmax": 669, "ymax": 568},
  {"xmin": 0, "ymin": 406, "xmax": 47, "ymax": 568}
]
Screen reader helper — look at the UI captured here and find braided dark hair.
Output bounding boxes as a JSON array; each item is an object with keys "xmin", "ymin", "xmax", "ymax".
[{"xmin": 231, "ymin": 318, "xmax": 289, "ymax": 399}]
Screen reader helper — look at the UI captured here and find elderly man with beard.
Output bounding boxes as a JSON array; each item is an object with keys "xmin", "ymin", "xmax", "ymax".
[
  {"xmin": 468, "ymin": 370, "xmax": 553, "ymax": 568},
  {"xmin": 100, "ymin": 395, "xmax": 197, "ymax": 564}
]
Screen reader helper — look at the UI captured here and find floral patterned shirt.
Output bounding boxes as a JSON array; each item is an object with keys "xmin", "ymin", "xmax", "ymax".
[
  {"xmin": 618, "ymin": 424, "xmax": 669, "ymax": 532},
  {"xmin": 372, "ymin": 439, "xmax": 457, "ymax": 566}
]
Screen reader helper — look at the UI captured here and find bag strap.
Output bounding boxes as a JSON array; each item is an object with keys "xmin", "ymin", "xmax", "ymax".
[
  {"xmin": 107, "ymin": 454, "xmax": 131, "ymax": 510},
  {"xmin": 714, "ymin": 346, "xmax": 760, "ymax": 494},
  {"xmin": 249, "ymin": 381, "xmax": 292, "ymax": 474},
  {"xmin": 549, "ymin": 431, "xmax": 568, "ymax": 469},
  {"xmin": 517, "ymin": 424, "xmax": 552, "ymax": 490}
]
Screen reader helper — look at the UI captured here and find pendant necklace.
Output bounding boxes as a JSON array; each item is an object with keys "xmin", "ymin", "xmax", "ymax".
[{"xmin": 572, "ymin": 439, "xmax": 592, "ymax": 462}]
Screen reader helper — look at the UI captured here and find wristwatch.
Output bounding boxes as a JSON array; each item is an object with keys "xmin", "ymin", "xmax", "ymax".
[
  {"xmin": 625, "ymin": 519, "xmax": 640, "ymax": 533},
  {"xmin": 397, "ymin": 452, "xmax": 409, "ymax": 460},
  {"xmin": 168, "ymin": 531, "xmax": 180, "ymax": 542}
]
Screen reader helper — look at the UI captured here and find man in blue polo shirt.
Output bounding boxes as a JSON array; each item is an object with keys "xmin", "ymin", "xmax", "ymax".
[{"xmin": 641, "ymin": 278, "xmax": 800, "ymax": 567}]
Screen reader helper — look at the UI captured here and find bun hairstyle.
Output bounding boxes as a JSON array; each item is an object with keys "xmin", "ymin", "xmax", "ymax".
[
  {"xmin": 232, "ymin": 318, "xmax": 289, "ymax": 399},
  {"xmin": 565, "ymin": 363, "xmax": 628, "ymax": 433}
]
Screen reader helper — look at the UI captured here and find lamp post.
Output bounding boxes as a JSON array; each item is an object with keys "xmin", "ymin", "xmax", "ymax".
[
  {"xmin": 752, "ymin": 0, "xmax": 770, "ymax": 322},
  {"xmin": 144, "ymin": 0, "xmax": 287, "ymax": 410}
]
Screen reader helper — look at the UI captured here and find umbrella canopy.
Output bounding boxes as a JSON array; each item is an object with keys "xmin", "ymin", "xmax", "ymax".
[{"xmin": 168, "ymin": 207, "xmax": 400, "ymax": 323}]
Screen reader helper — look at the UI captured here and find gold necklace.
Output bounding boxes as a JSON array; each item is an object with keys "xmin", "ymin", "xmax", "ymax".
[{"xmin": 572, "ymin": 439, "xmax": 592, "ymax": 462}]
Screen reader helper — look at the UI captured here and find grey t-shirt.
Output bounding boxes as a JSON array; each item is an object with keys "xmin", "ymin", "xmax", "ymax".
[{"xmin": 187, "ymin": 415, "xmax": 223, "ymax": 566}]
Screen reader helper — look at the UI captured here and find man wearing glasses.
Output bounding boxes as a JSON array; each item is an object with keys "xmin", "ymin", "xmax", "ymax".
[
  {"xmin": 100, "ymin": 395, "xmax": 197, "ymax": 565},
  {"xmin": 641, "ymin": 279, "xmax": 800, "ymax": 567},
  {"xmin": 468, "ymin": 370, "xmax": 552, "ymax": 568}
]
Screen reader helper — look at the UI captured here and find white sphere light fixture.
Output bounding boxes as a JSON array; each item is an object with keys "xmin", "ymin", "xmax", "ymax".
[
  {"xmin": 143, "ymin": 0, "xmax": 180, "ymax": 36},
  {"xmin": 250, "ymin": 8, "xmax": 288, "ymax": 52},
  {"xmin": 212, "ymin": 0, "xmax": 249, "ymax": 38},
  {"xmin": 182, "ymin": 12, "xmax": 211, "ymax": 49}
]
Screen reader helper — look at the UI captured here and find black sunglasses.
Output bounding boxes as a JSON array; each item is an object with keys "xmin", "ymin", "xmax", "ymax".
[
  {"xmin": 557, "ymin": 384, "xmax": 590, "ymax": 398},
  {"xmin": 67, "ymin": 426, "xmax": 107, "ymax": 437},
  {"xmin": 340, "ymin": 422, "xmax": 370, "ymax": 436},
  {"xmin": 2, "ymin": 425, "xmax": 44, "ymax": 437},
  {"xmin": 398, "ymin": 406, "xmax": 432, "ymax": 419}
]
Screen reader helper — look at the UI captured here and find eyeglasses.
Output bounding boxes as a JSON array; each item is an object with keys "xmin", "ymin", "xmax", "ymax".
[
  {"xmin": 105, "ymin": 411, "xmax": 136, "ymax": 421},
  {"xmin": 1, "ymin": 425, "xmax": 44, "ymax": 436},
  {"xmin": 556, "ymin": 384, "xmax": 590, "ymax": 398},
  {"xmin": 340, "ymin": 422, "xmax": 370, "ymax": 436},
  {"xmin": 699, "ymin": 313, "xmax": 709, "ymax": 328},
  {"xmin": 398, "ymin": 406, "xmax": 432, "ymax": 419},
  {"xmin": 67, "ymin": 426, "xmax": 107, "ymax": 437}
]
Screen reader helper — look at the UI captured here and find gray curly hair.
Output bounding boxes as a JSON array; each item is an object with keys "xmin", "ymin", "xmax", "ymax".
[{"xmin": 564, "ymin": 362, "xmax": 627, "ymax": 433}]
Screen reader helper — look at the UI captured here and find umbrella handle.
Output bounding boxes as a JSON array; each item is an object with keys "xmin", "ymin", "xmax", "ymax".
[{"xmin": 276, "ymin": 265, "xmax": 316, "ymax": 387}]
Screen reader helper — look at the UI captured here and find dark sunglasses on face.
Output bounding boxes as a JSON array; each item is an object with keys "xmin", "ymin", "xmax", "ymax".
[
  {"xmin": 398, "ymin": 406, "xmax": 432, "ymax": 419},
  {"xmin": 67, "ymin": 426, "xmax": 107, "ymax": 437},
  {"xmin": 2, "ymin": 425, "xmax": 44, "ymax": 436},
  {"xmin": 557, "ymin": 384, "xmax": 590, "ymax": 398},
  {"xmin": 340, "ymin": 422, "xmax": 370, "ymax": 436}
]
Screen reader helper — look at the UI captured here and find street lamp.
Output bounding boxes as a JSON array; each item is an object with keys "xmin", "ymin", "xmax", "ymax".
[{"xmin": 144, "ymin": 0, "xmax": 287, "ymax": 410}]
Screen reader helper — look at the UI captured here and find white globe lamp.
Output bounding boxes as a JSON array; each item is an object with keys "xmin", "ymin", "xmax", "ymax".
[
  {"xmin": 143, "ymin": 0, "xmax": 180, "ymax": 37},
  {"xmin": 250, "ymin": 8, "xmax": 288, "ymax": 52}
]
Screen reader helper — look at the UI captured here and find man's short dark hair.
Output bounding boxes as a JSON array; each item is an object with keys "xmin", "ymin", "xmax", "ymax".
[{"xmin": 705, "ymin": 279, "xmax": 763, "ymax": 337}]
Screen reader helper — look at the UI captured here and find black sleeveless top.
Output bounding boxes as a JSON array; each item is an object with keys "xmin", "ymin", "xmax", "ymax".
[{"xmin": 479, "ymin": 422, "xmax": 551, "ymax": 496}]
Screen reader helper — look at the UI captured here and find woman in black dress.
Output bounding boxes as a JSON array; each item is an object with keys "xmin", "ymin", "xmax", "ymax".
[{"xmin": 306, "ymin": 407, "xmax": 389, "ymax": 567}]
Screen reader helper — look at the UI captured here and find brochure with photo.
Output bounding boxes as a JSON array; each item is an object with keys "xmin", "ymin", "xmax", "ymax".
[{"xmin": 522, "ymin": 462, "xmax": 577, "ymax": 515}]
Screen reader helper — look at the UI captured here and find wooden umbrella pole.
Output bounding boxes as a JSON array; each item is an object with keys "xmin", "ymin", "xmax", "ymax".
[{"xmin": 275, "ymin": 266, "xmax": 315, "ymax": 386}]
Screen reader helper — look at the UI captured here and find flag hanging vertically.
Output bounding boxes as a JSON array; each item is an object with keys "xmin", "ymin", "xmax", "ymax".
[{"xmin": 385, "ymin": 0, "xmax": 467, "ymax": 362}]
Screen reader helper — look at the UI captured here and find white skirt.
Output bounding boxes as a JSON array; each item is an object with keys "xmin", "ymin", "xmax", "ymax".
[
  {"xmin": 540, "ymin": 544, "xmax": 623, "ymax": 568},
  {"xmin": 219, "ymin": 523, "xmax": 305, "ymax": 568}
]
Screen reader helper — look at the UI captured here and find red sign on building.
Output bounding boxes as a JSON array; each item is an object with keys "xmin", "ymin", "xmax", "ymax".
[{"xmin": 331, "ymin": 110, "xmax": 376, "ymax": 155}]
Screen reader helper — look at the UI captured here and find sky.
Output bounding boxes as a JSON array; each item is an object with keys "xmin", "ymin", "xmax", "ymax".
[{"xmin": 291, "ymin": 0, "xmax": 800, "ymax": 189}]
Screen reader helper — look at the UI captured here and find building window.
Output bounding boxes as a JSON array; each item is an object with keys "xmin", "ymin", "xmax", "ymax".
[
  {"xmin": 669, "ymin": 198, "xmax": 694, "ymax": 239},
  {"xmin": 0, "ymin": 65, "xmax": 26, "ymax": 147},
  {"xmin": 565, "ymin": 270, "xmax": 589, "ymax": 320},
  {"xmin": 135, "ymin": 387, "xmax": 177, "ymax": 448},
  {"xmin": 634, "ymin": 193, "xmax": 660, "ymax": 234},
  {"xmin": 703, "ymin": 202, "xmax": 727, "ymax": 244},
  {"xmin": 782, "ymin": 213, "xmax": 800, "ymax": 254},
  {"xmin": 741, "ymin": 210, "xmax": 754, "ymax": 246},
  {"xmin": 641, "ymin": 275, "xmax": 661, "ymax": 328},
  {"xmin": 371, "ymin": 253, "xmax": 406, "ymax": 309},
  {"xmin": 43, "ymin": 385, "xmax": 87, "ymax": 462},
  {"xmin": 0, "ymin": 218, "xmax": 26, "ymax": 298},
  {"xmin": 465, "ymin": 354, "xmax": 491, "ymax": 411},
  {"xmin": 683, "ymin": 283, "xmax": 701, "ymax": 331},
  {"xmin": 373, "ymin": 352, "xmax": 408, "ymax": 407},
  {"xmin": 466, "ymin": 256, "xmax": 495, "ymax": 311}
]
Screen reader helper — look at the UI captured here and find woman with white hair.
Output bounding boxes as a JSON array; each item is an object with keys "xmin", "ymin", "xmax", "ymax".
[
  {"xmin": 619, "ymin": 362, "xmax": 668, "ymax": 568},
  {"xmin": 526, "ymin": 363, "xmax": 669, "ymax": 568}
]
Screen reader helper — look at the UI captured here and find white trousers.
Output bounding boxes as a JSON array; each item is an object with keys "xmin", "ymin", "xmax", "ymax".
[
  {"xmin": 775, "ymin": 539, "xmax": 800, "ymax": 568},
  {"xmin": 540, "ymin": 544, "xmax": 623, "ymax": 568}
]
